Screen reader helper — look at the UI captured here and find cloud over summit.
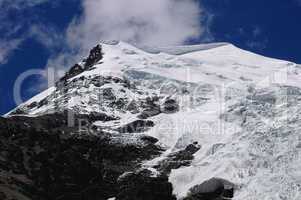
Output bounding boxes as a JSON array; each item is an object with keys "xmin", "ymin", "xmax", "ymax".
[
  {"xmin": 67, "ymin": 0, "xmax": 203, "ymax": 49},
  {"xmin": 0, "ymin": 0, "xmax": 204, "ymax": 66},
  {"xmin": 44, "ymin": 0, "xmax": 204, "ymax": 82},
  {"xmin": 0, "ymin": 0, "xmax": 205, "ymax": 90}
]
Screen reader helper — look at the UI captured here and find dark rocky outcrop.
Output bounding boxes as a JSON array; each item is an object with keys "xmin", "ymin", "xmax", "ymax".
[
  {"xmin": 102, "ymin": 88, "xmax": 116, "ymax": 101},
  {"xmin": 137, "ymin": 107, "xmax": 161, "ymax": 119},
  {"xmin": 117, "ymin": 120, "xmax": 155, "ymax": 133},
  {"xmin": 161, "ymin": 98, "xmax": 179, "ymax": 114},
  {"xmin": 87, "ymin": 111, "xmax": 119, "ymax": 122},
  {"xmin": 116, "ymin": 169, "xmax": 176, "ymax": 200},
  {"xmin": 3, "ymin": 111, "xmax": 117, "ymax": 135},
  {"xmin": 137, "ymin": 96, "xmax": 161, "ymax": 119},
  {"xmin": 58, "ymin": 45, "xmax": 104, "ymax": 83},
  {"xmin": 58, "ymin": 64, "xmax": 85, "ymax": 83},
  {"xmin": 154, "ymin": 142, "xmax": 201, "ymax": 175},
  {"xmin": 0, "ymin": 114, "xmax": 163, "ymax": 200},
  {"xmin": 184, "ymin": 178, "xmax": 235, "ymax": 200},
  {"xmin": 84, "ymin": 44, "xmax": 104, "ymax": 68},
  {"xmin": 140, "ymin": 135, "xmax": 159, "ymax": 144}
]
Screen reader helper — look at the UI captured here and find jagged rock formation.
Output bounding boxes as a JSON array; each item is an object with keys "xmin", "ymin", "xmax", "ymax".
[
  {"xmin": 59, "ymin": 44, "xmax": 104, "ymax": 82},
  {"xmin": 84, "ymin": 44, "xmax": 104, "ymax": 68}
]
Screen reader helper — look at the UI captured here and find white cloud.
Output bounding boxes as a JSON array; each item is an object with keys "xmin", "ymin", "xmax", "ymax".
[
  {"xmin": 27, "ymin": 25, "xmax": 64, "ymax": 51},
  {"xmin": 0, "ymin": 27, "xmax": 65, "ymax": 67},
  {"xmin": 1, "ymin": 0, "xmax": 204, "ymax": 69},
  {"xmin": 0, "ymin": 24, "xmax": 63, "ymax": 66},
  {"xmin": 66, "ymin": 0, "xmax": 203, "ymax": 50},
  {"xmin": 0, "ymin": 0, "xmax": 55, "ymax": 66},
  {"xmin": 43, "ymin": 0, "xmax": 204, "ymax": 79},
  {"xmin": 0, "ymin": 39, "xmax": 23, "ymax": 64},
  {"xmin": 3, "ymin": 0, "xmax": 205, "ymax": 92}
]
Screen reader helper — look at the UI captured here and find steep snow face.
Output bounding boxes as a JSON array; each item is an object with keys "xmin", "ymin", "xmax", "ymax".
[
  {"xmin": 169, "ymin": 86, "xmax": 301, "ymax": 199},
  {"xmin": 6, "ymin": 41, "xmax": 301, "ymax": 199}
]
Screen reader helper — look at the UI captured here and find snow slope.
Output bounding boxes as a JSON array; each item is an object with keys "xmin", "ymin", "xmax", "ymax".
[{"xmin": 6, "ymin": 41, "xmax": 301, "ymax": 200}]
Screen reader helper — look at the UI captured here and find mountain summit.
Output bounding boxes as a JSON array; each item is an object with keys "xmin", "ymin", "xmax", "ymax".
[{"xmin": 2, "ymin": 41, "xmax": 301, "ymax": 200}]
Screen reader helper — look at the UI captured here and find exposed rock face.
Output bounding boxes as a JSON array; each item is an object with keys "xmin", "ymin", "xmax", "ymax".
[
  {"xmin": 154, "ymin": 143, "xmax": 201, "ymax": 175},
  {"xmin": 1, "ymin": 43, "xmax": 182, "ymax": 199},
  {"xmin": 58, "ymin": 44, "xmax": 103, "ymax": 83},
  {"xmin": 1, "ymin": 112, "xmax": 234, "ymax": 200},
  {"xmin": 137, "ymin": 96, "xmax": 161, "ymax": 119},
  {"xmin": 184, "ymin": 178, "xmax": 235, "ymax": 200},
  {"xmin": 117, "ymin": 120, "xmax": 155, "ymax": 133},
  {"xmin": 116, "ymin": 169, "xmax": 176, "ymax": 200},
  {"xmin": 140, "ymin": 135, "xmax": 159, "ymax": 144},
  {"xmin": 14, "ymin": 71, "xmax": 173, "ymax": 119},
  {"xmin": 137, "ymin": 108, "xmax": 161, "ymax": 119},
  {"xmin": 0, "ymin": 115, "xmax": 165, "ymax": 200},
  {"xmin": 59, "ymin": 64, "xmax": 85, "ymax": 82},
  {"xmin": 161, "ymin": 98, "xmax": 179, "ymax": 114},
  {"xmin": 84, "ymin": 44, "xmax": 104, "ymax": 68}
]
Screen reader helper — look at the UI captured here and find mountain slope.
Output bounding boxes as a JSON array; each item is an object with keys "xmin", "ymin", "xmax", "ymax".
[{"xmin": 4, "ymin": 41, "xmax": 301, "ymax": 200}]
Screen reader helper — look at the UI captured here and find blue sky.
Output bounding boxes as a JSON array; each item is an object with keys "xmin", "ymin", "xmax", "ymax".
[{"xmin": 0, "ymin": 0, "xmax": 301, "ymax": 115}]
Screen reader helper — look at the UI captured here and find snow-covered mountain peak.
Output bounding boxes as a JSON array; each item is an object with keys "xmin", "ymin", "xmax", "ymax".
[
  {"xmin": 7, "ymin": 40, "xmax": 301, "ymax": 119},
  {"xmin": 5, "ymin": 41, "xmax": 301, "ymax": 200}
]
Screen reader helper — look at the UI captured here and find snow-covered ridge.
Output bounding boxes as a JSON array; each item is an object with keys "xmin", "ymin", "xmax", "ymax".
[
  {"xmin": 134, "ymin": 42, "xmax": 230, "ymax": 55},
  {"xmin": 5, "ymin": 41, "xmax": 301, "ymax": 200},
  {"xmin": 98, "ymin": 40, "xmax": 230, "ymax": 55}
]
